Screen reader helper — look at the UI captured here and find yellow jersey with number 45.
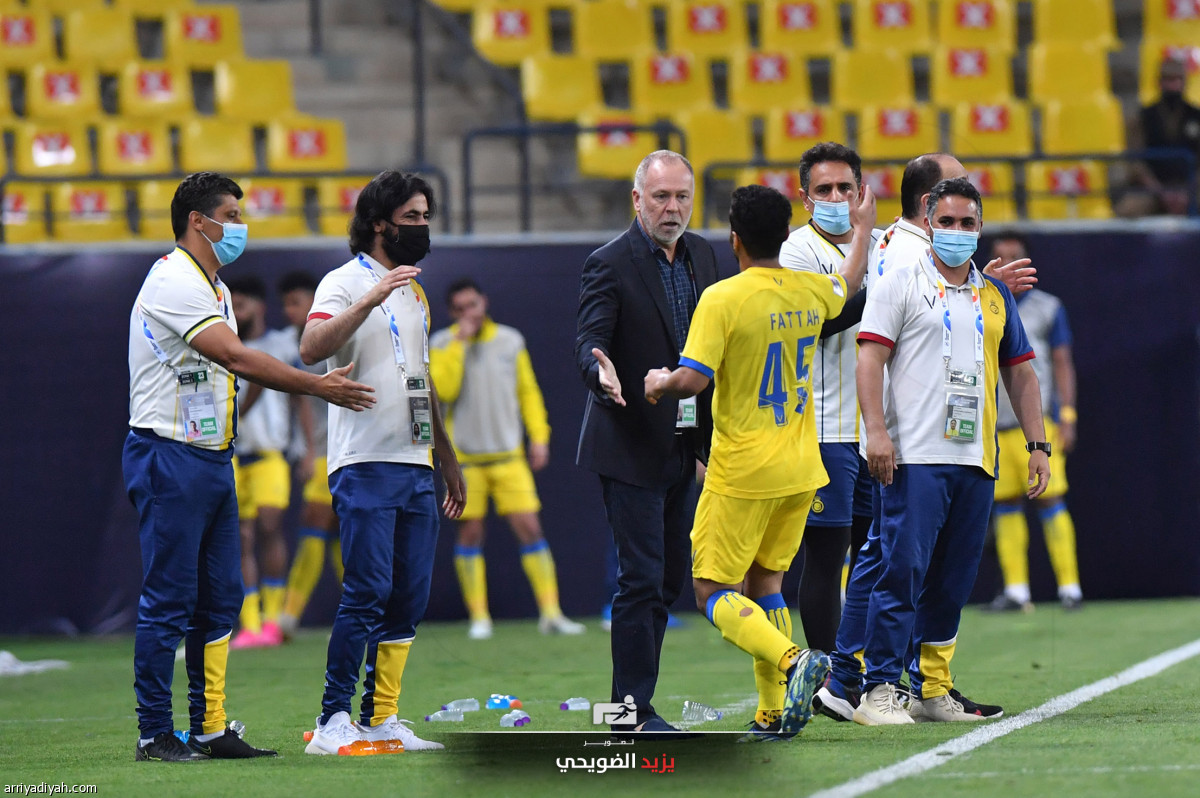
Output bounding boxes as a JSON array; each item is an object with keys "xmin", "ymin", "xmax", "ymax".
[{"xmin": 679, "ymin": 267, "xmax": 847, "ymax": 500}]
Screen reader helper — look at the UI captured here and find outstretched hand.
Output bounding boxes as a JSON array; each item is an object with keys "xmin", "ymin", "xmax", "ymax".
[
  {"xmin": 317, "ymin": 363, "xmax": 376, "ymax": 411},
  {"xmin": 985, "ymin": 257, "xmax": 1037, "ymax": 295},
  {"xmin": 592, "ymin": 348, "xmax": 625, "ymax": 407}
]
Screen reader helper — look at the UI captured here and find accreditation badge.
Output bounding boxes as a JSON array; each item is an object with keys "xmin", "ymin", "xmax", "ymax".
[
  {"xmin": 409, "ymin": 396, "xmax": 433, "ymax": 445},
  {"xmin": 177, "ymin": 366, "xmax": 221, "ymax": 444},
  {"xmin": 944, "ymin": 392, "xmax": 978, "ymax": 442},
  {"xmin": 676, "ymin": 396, "xmax": 698, "ymax": 428}
]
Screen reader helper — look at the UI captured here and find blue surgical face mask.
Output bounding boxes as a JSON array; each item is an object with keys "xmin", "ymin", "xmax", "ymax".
[
  {"xmin": 202, "ymin": 215, "xmax": 248, "ymax": 266},
  {"xmin": 930, "ymin": 229, "xmax": 978, "ymax": 267},
  {"xmin": 811, "ymin": 199, "xmax": 851, "ymax": 235}
]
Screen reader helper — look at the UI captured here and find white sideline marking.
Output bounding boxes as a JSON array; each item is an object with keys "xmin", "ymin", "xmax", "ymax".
[
  {"xmin": 930, "ymin": 763, "xmax": 1200, "ymax": 779},
  {"xmin": 810, "ymin": 637, "xmax": 1200, "ymax": 798}
]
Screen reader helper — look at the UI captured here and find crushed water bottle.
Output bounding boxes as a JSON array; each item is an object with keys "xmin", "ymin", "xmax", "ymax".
[
  {"xmin": 500, "ymin": 709, "xmax": 531, "ymax": 727},
  {"xmin": 486, "ymin": 694, "xmax": 522, "ymax": 709},
  {"xmin": 424, "ymin": 709, "xmax": 465, "ymax": 722},
  {"xmin": 228, "ymin": 720, "xmax": 246, "ymax": 738},
  {"xmin": 442, "ymin": 698, "xmax": 480, "ymax": 712},
  {"xmin": 681, "ymin": 700, "xmax": 723, "ymax": 723},
  {"xmin": 560, "ymin": 697, "xmax": 591, "ymax": 711},
  {"xmin": 173, "ymin": 729, "xmax": 190, "ymax": 744}
]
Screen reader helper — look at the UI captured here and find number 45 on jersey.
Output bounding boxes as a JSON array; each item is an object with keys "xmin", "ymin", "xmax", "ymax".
[{"xmin": 759, "ymin": 336, "xmax": 817, "ymax": 426}]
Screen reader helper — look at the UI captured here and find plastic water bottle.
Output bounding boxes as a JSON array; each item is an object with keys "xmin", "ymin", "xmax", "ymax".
[
  {"xmin": 560, "ymin": 697, "xmax": 591, "ymax": 711},
  {"xmin": 173, "ymin": 729, "xmax": 190, "ymax": 744},
  {"xmin": 486, "ymin": 694, "xmax": 522, "ymax": 710},
  {"xmin": 424, "ymin": 709, "xmax": 465, "ymax": 722},
  {"xmin": 442, "ymin": 698, "xmax": 480, "ymax": 712},
  {"xmin": 500, "ymin": 709, "xmax": 531, "ymax": 727},
  {"xmin": 681, "ymin": 700, "xmax": 723, "ymax": 723},
  {"xmin": 228, "ymin": 720, "xmax": 246, "ymax": 739}
]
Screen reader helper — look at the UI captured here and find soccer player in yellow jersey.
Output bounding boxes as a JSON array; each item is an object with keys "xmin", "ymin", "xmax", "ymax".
[{"xmin": 645, "ymin": 185, "xmax": 847, "ymax": 741}]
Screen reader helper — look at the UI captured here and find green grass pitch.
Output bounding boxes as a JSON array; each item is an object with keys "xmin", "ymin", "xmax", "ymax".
[{"xmin": 1, "ymin": 599, "xmax": 1198, "ymax": 797}]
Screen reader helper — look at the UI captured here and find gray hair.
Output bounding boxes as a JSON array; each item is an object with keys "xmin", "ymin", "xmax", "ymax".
[{"xmin": 633, "ymin": 150, "xmax": 693, "ymax": 194}]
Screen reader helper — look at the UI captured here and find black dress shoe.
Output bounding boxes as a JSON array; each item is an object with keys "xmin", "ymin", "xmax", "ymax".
[
  {"xmin": 135, "ymin": 732, "xmax": 209, "ymax": 762},
  {"xmin": 187, "ymin": 728, "xmax": 277, "ymax": 758},
  {"xmin": 630, "ymin": 714, "xmax": 703, "ymax": 740}
]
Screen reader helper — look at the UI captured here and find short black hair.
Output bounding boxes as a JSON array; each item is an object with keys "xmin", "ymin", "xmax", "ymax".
[
  {"xmin": 224, "ymin": 274, "xmax": 266, "ymax": 300},
  {"xmin": 348, "ymin": 170, "xmax": 436, "ymax": 256},
  {"xmin": 170, "ymin": 172, "xmax": 242, "ymax": 241},
  {"xmin": 900, "ymin": 155, "xmax": 946, "ymax": 219},
  {"xmin": 445, "ymin": 277, "xmax": 483, "ymax": 307},
  {"xmin": 989, "ymin": 229, "xmax": 1028, "ymax": 252},
  {"xmin": 797, "ymin": 142, "xmax": 862, "ymax": 193},
  {"xmin": 729, "ymin": 184, "xmax": 792, "ymax": 260},
  {"xmin": 277, "ymin": 270, "xmax": 319, "ymax": 295},
  {"xmin": 925, "ymin": 177, "xmax": 983, "ymax": 221}
]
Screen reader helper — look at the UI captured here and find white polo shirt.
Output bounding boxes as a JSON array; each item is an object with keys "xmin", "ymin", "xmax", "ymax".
[
  {"xmin": 128, "ymin": 247, "xmax": 239, "ymax": 450},
  {"xmin": 236, "ymin": 327, "xmax": 297, "ymax": 454},
  {"xmin": 779, "ymin": 221, "xmax": 881, "ymax": 443},
  {"xmin": 858, "ymin": 254, "xmax": 1033, "ymax": 476},
  {"xmin": 309, "ymin": 253, "xmax": 433, "ymax": 474},
  {"xmin": 868, "ymin": 217, "xmax": 930, "ymax": 292}
]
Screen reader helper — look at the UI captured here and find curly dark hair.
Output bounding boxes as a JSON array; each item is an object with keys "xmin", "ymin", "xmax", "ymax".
[
  {"xmin": 170, "ymin": 172, "xmax": 242, "ymax": 240},
  {"xmin": 347, "ymin": 171, "xmax": 436, "ymax": 255},
  {"xmin": 729, "ymin": 185, "xmax": 792, "ymax": 260}
]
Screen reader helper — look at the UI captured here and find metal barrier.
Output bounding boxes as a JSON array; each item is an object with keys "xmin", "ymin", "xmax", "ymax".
[{"xmin": 460, "ymin": 122, "xmax": 687, "ymax": 233}]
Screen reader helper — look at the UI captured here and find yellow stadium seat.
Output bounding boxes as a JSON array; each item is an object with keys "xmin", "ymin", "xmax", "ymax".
[
  {"xmin": 239, "ymin": 178, "xmax": 309, "ymax": 239},
  {"xmin": 2, "ymin": 182, "xmax": 49, "ymax": 245},
  {"xmin": 179, "ymin": 118, "xmax": 256, "ymax": 173},
  {"xmin": 134, "ymin": 180, "xmax": 179, "ymax": 241},
  {"xmin": 97, "ymin": 119, "xmax": 174, "ymax": 176},
  {"xmin": 1144, "ymin": 0, "xmax": 1200, "ymax": 42},
  {"xmin": 63, "ymin": 7, "xmax": 137, "ymax": 64},
  {"xmin": 25, "ymin": 64, "xmax": 101, "ymax": 121},
  {"xmin": 50, "ymin": 182, "xmax": 131, "ymax": 243},
  {"xmin": 214, "ymin": 60, "xmax": 296, "ymax": 122},
  {"xmin": 472, "ymin": 2, "xmax": 550, "ymax": 66},
  {"xmin": 728, "ymin": 50, "xmax": 810, "ymax": 114},
  {"xmin": 113, "ymin": 0, "xmax": 194, "ymax": 18},
  {"xmin": 317, "ymin": 176, "xmax": 371, "ymax": 237},
  {"xmin": 859, "ymin": 164, "xmax": 905, "ymax": 222},
  {"xmin": 164, "ymin": 4, "xmax": 244, "ymax": 67},
  {"xmin": 763, "ymin": 106, "xmax": 847, "ymax": 162},
  {"xmin": 930, "ymin": 46, "xmax": 1013, "ymax": 107},
  {"xmin": 119, "ymin": 61, "xmax": 194, "ymax": 120},
  {"xmin": 1031, "ymin": 0, "xmax": 1117, "ymax": 50},
  {"xmin": 1040, "ymin": 96, "xmax": 1125, "ymax": 156},
  {"xmin": 577, "ymin": 112, "xmax": 660, "ymax": 180},
  {"xmin": 266, "ymin": 117, "xmax": 348, "ymax": 172},
  {"xmin": 13, "ymin": 122, "xmax": 91, "ymax": 177},
  {"xmin": 574, "ymin": 0, "xmax": 655, "ymax": 60},
  {"xmin": 831, "ymin": 49, "xmax": 914, "ymax": 109},
  {"xmin": 1027, "ymin": 43, "xmax": 1111, "ymax": 105},
  {"xmin": 851, "ymin": 0, "xmax": 933, "ymax": 55},
  {"xmin": 857, "ymin": 105, "xmax": 939, "ymax": 160},
  {"xmin": 734, "ymin": 166, "xmax": 807, "ymax": 222},
  {"xmin": 0, "ymin": 9, "xmax": 53, "ymax": 67},
  {"xmin": 935, "ymin": 0, "xmax": 1016, "ymax": 53},
  {"xmin": 630, "ymin": 51, "xmax": 711, "ymax": 113},
  {"xmin": 27, "ymin": 0, "xmax": 107, "ymax": 15},
  {"xmin": 961, "ymin": 161, "xmax": 1016, "ymax": 222},
  {"xmin": 760, "ymin": 0, "xmax": 840, "ymax": 58},
  {"xmin": 521, "ymin": 54, "xmax": 602, "ymax": 122},
  {"xmin": 666, "ymin": 1, "xmax": 749, "ymax": 58},
  {"xmin": 0, "ymin": 72, "xmax": 9, "ymax": 118},
  {"xmin": 675, "ymin": 109, "xmax": 754, "ymax": 222},
  {"xmin": 950, "ymin": 101, "xmax": 1032, "ymax": 157},
  {"xmin": 1140, "ymin": 40, "xmax": 1200, "ymax": 106},
  {"xmin": 1025, "ymin": 160, "xmax": 1111, "ymax": 220}
]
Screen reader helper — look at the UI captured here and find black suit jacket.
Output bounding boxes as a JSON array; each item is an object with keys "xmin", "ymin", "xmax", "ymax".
[{"xmin": 575, "ymin": 222, "xmax": 720, "ymax": 488}]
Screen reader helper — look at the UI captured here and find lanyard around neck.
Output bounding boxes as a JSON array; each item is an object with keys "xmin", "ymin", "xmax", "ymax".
[
  {"xmin": 923, "ymin": 252, "xmax": 984, "ymax": 377},
  {"xmin": 357, "ymin": 254, "xmax": 427, "ymax": 371}
]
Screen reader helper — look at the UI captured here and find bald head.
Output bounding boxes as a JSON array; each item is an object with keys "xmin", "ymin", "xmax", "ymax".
[{"xmin": 900, "ymin": 153, "xmax": 967, "ymax": 221}]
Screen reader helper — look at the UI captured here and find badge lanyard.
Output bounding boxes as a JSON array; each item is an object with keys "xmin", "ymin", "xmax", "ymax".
[
  {"xmin": 138, "ymin": 303, "xmax": 224, "ymax": 444},
  {"xmin": 925, "ymin": 253, "xmax": 985, "ymax": 381},
  {"xmin": 357, "ymin": 254, "xmax": 429, "ymax": 377}
]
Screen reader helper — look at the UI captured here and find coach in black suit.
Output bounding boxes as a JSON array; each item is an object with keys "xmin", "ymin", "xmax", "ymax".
[{"xmin": 575, "ymin": 150, "xmax": 720, "ymax": 733}]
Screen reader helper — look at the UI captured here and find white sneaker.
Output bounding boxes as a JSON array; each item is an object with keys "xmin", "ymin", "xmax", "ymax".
[
  {"xmin": 358, "ymin": 715, "xmax": 444, "ymax": 751},
  {"xmin": 539, "ymin": 614, "xmax": 586, "ymax": 635},
  {"xmin": 852, "ymin": 684, "xmax": 915, "ymax": 726},
  {"xmin": 908, "ymin": 693, "xmax": 986, "ymax": 722},
  {"xmin": 278, "ymin": 613, "xmax": 299, "ymax": 639},
  {"xmin": 468, "ymin": 619, "xmax": 493, "ymax": 640},
  {"xmin": 306, "ymin": 711, "xmax": 370, "ymax": 755}
]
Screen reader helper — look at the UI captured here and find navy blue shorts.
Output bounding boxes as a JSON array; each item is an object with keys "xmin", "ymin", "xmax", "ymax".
[{"xmin": 809, "ymin": 442, "xmax": 873, "ymax": 527}]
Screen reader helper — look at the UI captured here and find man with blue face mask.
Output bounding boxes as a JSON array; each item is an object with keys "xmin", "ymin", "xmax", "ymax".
[
  {"xmin": 124, "ymin": 172, "xmax": 376, "ymax": 761},
  {"xmin": 850, "ymin": 177, "xmax": 1050, "ymax": 725}
]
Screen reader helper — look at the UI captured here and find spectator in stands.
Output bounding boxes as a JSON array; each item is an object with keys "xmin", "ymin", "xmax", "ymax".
[
  {"xmin": 430, "ymin": 278, "xmax": 585, "ymax": 640},
  {"xmin": 1118, "ymin": 57, "xmax": 1200, "ymax": 217}
]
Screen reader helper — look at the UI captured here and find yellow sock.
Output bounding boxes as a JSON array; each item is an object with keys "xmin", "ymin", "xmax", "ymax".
[
  {"xmin": 1041, "ymin": 501, "xmax": 1081, "ymax": 589},
  {"xmin": 752, "ymin": 595, "xmax": 792, "ymax": 718},
  {"xmin": 917, "ymin": 639, "xmax": 957, "ymax": 699},
  {"xmin": 369, "ymin": 639, "xmax": 413, "ymax": 726},
  {"xmin": 707, "ymin": 590, "xmax": 796, "ymax": 674},
  {"xmin": 260, "ymin": 581, "xmax": 285, "ymax": 624},
  {"xmin": 200, "ymin": 633, "xmax": 229, "ymax": 734},
  {"xmin": 284, "ymin": 533, "xmax": 327, "ymax": 618},
  {"xmin": 755, "ymin": 708, "xmax": 783, "ymax": 726},
  {"xmin": 520, "ymin": 541, "xmax": 562, "ymax": 618},
  {"xmin": 454, "ymin": 546, "xmax": 490, "ymax": 621},
  {"xmin": 994, "ymin": 505, "xmax": 1030, "ymax": 589},
  {"xmin": 330, "ymin": 539, "xmax": 344, "ymax": 583},
  {"xmin": 239, "ymin": 589, "xmax": 262, "ymax": 634}
]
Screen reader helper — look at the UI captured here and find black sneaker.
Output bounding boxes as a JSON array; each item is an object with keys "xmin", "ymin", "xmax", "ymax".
[
  {"xmin": 1061, "ymin": 595, "xmax": 1083, "ymax": 611},
  {"xmin": 187, "ymin": 728, "xmax": 278, "ymax": 759},
  {"xmin": 737, "ymin": 718, "xmax": 790, "ymax": 742},
  {"xmin": 949, "ymin": 689, "xmax": 1003, "ymax": 719},
  {"xmin": 135, "ymin": 732, "xmax": 209, "ymax": 762}
]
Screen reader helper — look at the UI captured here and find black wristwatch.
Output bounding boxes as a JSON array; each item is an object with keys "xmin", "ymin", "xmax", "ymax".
[{"xmin": 1025, "ymin": 441, "xmax": 1052, "ymax": 456}]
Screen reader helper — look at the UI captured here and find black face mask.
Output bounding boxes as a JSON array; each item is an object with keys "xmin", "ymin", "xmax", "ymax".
[
  {"xmin": 381, "ymin": 223, "xmax": 430, "ymax": 266},
  {"xmin": 1162, "ymin": 89, "xmax": 1185, "ymax": 108}
]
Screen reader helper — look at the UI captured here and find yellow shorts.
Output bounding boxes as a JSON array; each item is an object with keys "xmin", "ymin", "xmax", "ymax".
[
  {"xmin": 691, "ymin": 488, "xmax": 817, "ymax": 584},
  {"xmin": 460, "ymin": 457, "xmax": 541, "ymax": 520},
  {"xmin": 302, "ymin": 456, "xmax": 333, "ymax": 506},
  {"xmin": 233, "ymin": 450, "xmax": 291, "ymax": 520},
  {"xmin": 995, "ymin": 419, "xmax": 1069, "ymax": 502}
]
